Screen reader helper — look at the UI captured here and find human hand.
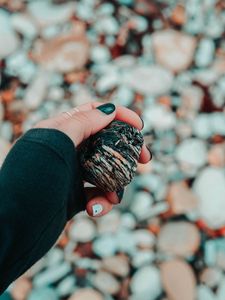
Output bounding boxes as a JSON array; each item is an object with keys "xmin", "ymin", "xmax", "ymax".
[{"xmin": 33, "ymin": 101, "xmax": 152, "ymax": 217}]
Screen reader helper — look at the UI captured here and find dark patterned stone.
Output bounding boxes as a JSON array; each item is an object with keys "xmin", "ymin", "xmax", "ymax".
[{"xmin": 78, "ymin": 120, "xmax": 144, "ymax": 192}]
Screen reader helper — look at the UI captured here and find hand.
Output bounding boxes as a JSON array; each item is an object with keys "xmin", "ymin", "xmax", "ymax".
[{"xmin": 33, "ymin": 101, "xmax": 152, "ymax": 217}]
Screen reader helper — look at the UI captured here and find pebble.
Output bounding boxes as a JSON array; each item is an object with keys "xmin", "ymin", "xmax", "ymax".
[
  {"xmin": 195, "ymin": 38, "xmax": 215, "ymax": 68},
  {"xmin": 97, "ymin": 209, "xmax": 121, "ymax": 234},
  {"xmin": 208, "ymin": 144, "xmax": 225, "ymax": 167},
  {"xmin": 28, "ymin": 1, "xmax": 74, "ymax": 27},
  {"xmin": 152, "ymin": 29, "xmax": 196, "ymax": 73},
  {"xmin": 167, "ymin": 181, "xmax": 198, "ymax": 215},
  {"xmin": 68, "ymin": 288, "xmax": 103, "ymax": 300},
  {"xmin": 91, "ymin": 45, "xmax": 111, "ymax": 63},
  {"xmin": 193, "ymin": 167, "xmax": 225, "ymax": 229},
  {"xmin": 93, "ymin": 234, "xmax": 117, "ymax": 257},
  {"xmin": 131, "ymin": 250, "xmax": 155, "ymax": 268},
  {"xmin": 0, "ymin": 102, "xmax": 4, "ymax": 123},
  {"xmin": 160, "ymin": 259, "xmax": 196, "ymax": 300},
  {"xmin": 0, "ymin": 9, "xmax": 20, "ymax": 58},
  {"xmin": 217, "ymin": 278, "xmax": 225, "ymax": 300},
  {"xmin": 197, "ymin": 285, "xmax": 215, "ymax": 300},
  {"xmin": 92, "ymin": 271, "xmax": 120, "ymax": 295},
  {"xmin": 181, "ymin": 85, "xmax": 204, "ymax": 112},
  {"xmin": 200, "ymin": 267, "xmax": 223, "ymax": 288},
  {"xmin": 133, "ymin": 229, "xmax": 155, "ymax": 249},
  {"xmin": 130, "ymin": 191, "xmax": 153, "ymax": 220},
  {"xmin": 56, "ymin": 276, "xmax": 76, "ymax": 297},
  {"xmin": 33, "ymin": 262, "xmax": 71, "ymax": 287},
  {"xmin": 28, "ymin": 287, "xmax": 59, "ymax": 300},
  {"xmin": 125, "ymin": 65, "xmax": 174, "ymax": 96},
  {"xmin": 158, "ymin": 222, "xmax": 201, "ymax": 257},
  {"xmin": 175, "ymin": 138, "xmax": 207, "ymax": 170},
  {"xmin": 130, "ymin": 265, "xmax": 161, "ymax": 300},
  {"xmin": 11, "ymin": 13, "xmax": 38, "ymax": 39},
  {"xmin": 69, "ymin": 217, "xmax": 96, "ymax": 242},
  {"xmin": 102, "ymin": 255, "xmax": 130, "ymax": 277}
]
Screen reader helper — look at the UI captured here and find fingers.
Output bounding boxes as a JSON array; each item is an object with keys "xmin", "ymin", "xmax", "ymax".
[
  {"xmin": 84, "ymin": 187, "xmax": 122, "ymax": 217},
  {"xmin": 139, "ymin": 145, "xmax": 152, "ymax": 164}
]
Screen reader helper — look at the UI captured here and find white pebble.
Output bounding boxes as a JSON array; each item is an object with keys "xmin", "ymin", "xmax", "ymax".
[
  {"xmin": 195, "ymin": 38, "xmax": 215, "ymax": 68},
  {"xmin": 69, "ymin": 217, "xmax": 96, "ymax": 242}
]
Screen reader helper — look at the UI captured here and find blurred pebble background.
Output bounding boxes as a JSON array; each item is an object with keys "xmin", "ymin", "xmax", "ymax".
[{"xmin": 0, "ymin": 0, "xmax": 225, "ymax": 299}]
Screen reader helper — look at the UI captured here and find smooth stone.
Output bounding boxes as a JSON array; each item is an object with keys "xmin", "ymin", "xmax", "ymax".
[
  {"xmin": 133, "ymin": 229, "xmax": 155, "ymax": 249},
  {"xmin": 131, "ymin": 250, "xmax": 155, "ymax": 268},
  {"xmin": 113, "ymin": 85, "xmax": 134, "ymax": 107},
  {"xmin": 217, "ymin": 278, "xmax": 225, "ymax": 300},
  {"xmin": 93, "ymin": 234, "xmax": 117, "ymax": 257},
  {"xmin": 160, "ymin": 260, "xmax": 196, "ymax": 300},
  {"xmin": 28, "ymin": 287, "xmax": 59, "ymax": 300},
  {"xmin": 200, "ymin": 268, "xmax": 223, "ymax": 288},
  {"xmin": 197, "ymin": 285, "xmax": 215, "ymax": 300},
  {"xmin": 92, "ymin": 271, "xmax": 120, "ymax": 295},
  {"xmin": 69, "ymin": 217, "xmax": 96, "ymax": 242},
  {"xmin": 181, "ymin": 85, "xmax": 203, "ymax": 112},
  {"xmin": 175, "ymin": 138, "xmax": 207, "ymax": 169},
  {"xmin": 208, "ymin": 144, "xmax": 225, "ymax": 167},
  {"xmin": 0, "ymin": 138, "xmax": 11, "ymax": 168},
  {"xmin": 56, "ymin": 276, "xmax": 76, "ymax": 297},
  {"xmin": 95, "ymin": 16, "xmax": 119, "ymax": 35},
  {"xmin": 11, "ymin": 277, "xmax": 32, "ymax": 300},
  {"xmin": 0, "ymin": 121, "xmax": 13, "ymax": 141},
  {"xmin": 116, "ymin": 229, "xmax": 136, "ymax": 255},
  {"xmin": 0, "ymin": 9, "xmax": 20, "ymax": 58},
  {"xmin": 142, "ymin": 104, "xmax": 176, "ymax": 131},
  {"xmin": 11, "ymin": 13, "xmax": 38, "ymax": 39},
  {"xmin": 193, "ymin": 167, "xmax": 225, "ymax": 229},
  {"xmin": 195, "ymin": 38, "xmax": 215, "ymax": 68},
  {"xmin": 193, "ymin": 114, "xmax": 212, "ymax": 139},
  {"xmin": 46, "ymin": 248, "xmax": 64, "ymax": 267},
  {"xmin": 96, "ymin": 69, "xmax": 119, "ymax": 93},
  {"xmin": 28, "ymin": 1, "xmax": 74, "ymax": 27},
  {"xmin": 167, "ymin": 181, "xmax": 198, "ymax": 215},
  {"xmin": 91, "ymin": 45, "xmax": 111, "ymax": 63},
  {"xmin": 102, "ymin": 256, "xmax": 130, "ymax": 277},
  {"xmin": 125, "ymin": 65, "xmax": 174, "ymax": 95},
  {"xmin": 68, "ymin": 288, "xmax": 103, "ymax": 300},
  {"xmin": 130, "ymin": 191, "xmax": 153, "ymax": 220},
  {"xmin": 97, "ymin": 209, "xmax": 121, "ymax": 234},
  {"xmin": 152, "ymin": 29, "xmax": 196, "ymax": 73},
  {"xmin": 158, "ymin": 221, "xmax": 200, "ymax": 257},
  {"xmin": 33, "ymin": 262, "xmax": 71, "ymax": 287},
  {"xmin": 210, "ymin": 113, "xmax": 225, "ymax": 136},
  {"xmin": 130, "ymin": 265, "xmax": 161, "ymax": 300}
]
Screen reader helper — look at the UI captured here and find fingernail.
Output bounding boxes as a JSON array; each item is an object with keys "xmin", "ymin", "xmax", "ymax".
[
  {"xmin": 116, "ymin": 189, "xmax": 124, "ymax": 202},
  {"xmin": 96, "ymin": 103, "xmax": 116, "ymax": 115},
  {"xmin": 146, "ymin": 145, "xmax": 152, "ymax": 161},
  {"xmin": 140, "ymin": 117, "xmax": 144, "ymax": 130},
  {"xmin": 92, "ymin": 204, "xmax": 103, "ymax": 216}
]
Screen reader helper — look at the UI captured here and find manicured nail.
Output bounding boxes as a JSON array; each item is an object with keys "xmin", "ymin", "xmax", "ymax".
[
  {"xmin": 96, "ymin": 103, "xmax": 116, "ymax": 115},
  {"xmin": 146, "ymin": 145, "xmax": 152, "ymax": 160},
  {"xmin": 140, "ymin": 117, "xmax": 144, "ymax": 130},
  {"xmin": 92, "ymin": 204, "xmax": 103, "ymax": 216},
  {"xmin": 116, "ymin": 189, "xmax": 124, "ymax": 202}
]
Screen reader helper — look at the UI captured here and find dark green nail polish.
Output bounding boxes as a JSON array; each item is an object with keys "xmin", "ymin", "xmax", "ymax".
[
  {"xmin": 116, "ymin": 189, "xmax": 124, "ymax": 202},
  {"xmin": 97, "ymin": 103, "xmax": 116, "ymax": 115},
  {"xmin": 140, "ymin": 117, "xmax": 144, "ymax": 130}
]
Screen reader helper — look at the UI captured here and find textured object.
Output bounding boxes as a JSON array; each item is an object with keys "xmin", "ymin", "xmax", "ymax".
[{"xmin": 78, "ymin": 120, "xmax": 144, "ymax": 192}]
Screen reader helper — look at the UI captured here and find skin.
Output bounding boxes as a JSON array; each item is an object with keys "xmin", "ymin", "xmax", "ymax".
[{"xmin": 33, "ymin": 101, "xmax": 152, "ymax": 218}]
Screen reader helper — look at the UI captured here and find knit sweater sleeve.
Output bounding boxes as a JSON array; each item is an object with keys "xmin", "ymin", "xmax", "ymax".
[{"xmin": 0, "ymin": 128, "xmax": 87, "ymax": 294}]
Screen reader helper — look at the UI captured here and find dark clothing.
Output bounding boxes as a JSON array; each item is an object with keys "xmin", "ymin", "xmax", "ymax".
[{"xmin": 0, "ymin": 128, "xmax": 86, "ymax": 294}]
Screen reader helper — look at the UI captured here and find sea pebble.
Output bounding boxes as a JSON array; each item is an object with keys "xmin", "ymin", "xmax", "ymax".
[
  {"xmin": 28, "ymin": 287, "xmax": 59, "ymax": 300},
  {"xmin": 0, "ymin": 9, "xmax": 20, "ymax": 59},
  {"xmin": 28, "ymin": 1, "xmax": 74, "ymax": 27},
  {"xmin": 79, "ymin": 120, "xmax": 144, "ymax": 191},
  {"xmin": 208, "ymin": 144, "xmax": 225, "ymax": 167},
  {"xmin": 46, "ymin": 248, "xmax": 64, "ymax": 267},
  {"xmin": 116, "ymin": 229, "xmax": 137, "ymax": 255},
  {"xmin": 217, "ymin": 278, "xmax": 225, "ymax": 300},
  {"xmin": 56, "ymin": 276, "xmax": 76, "ymax": 297},
  {"xmin": 93, "ymin": 234, "xmax": 117, "ymax": 257},
  {"xmin": 131, "ymin": 250, "xmax": 155, "ymax": 268},
  {"xmin": 32, "ymin": 28, "xmax": 89, "ymax": 73},
  {"xmin": 175, "ymin": 138, "xmax": 207, "ymax": 171},
  {"xmin": 142, "ymin": 104, "xmax": 176, "ymax": 131},
  {"xmin": 152, "ymin": 29, "xmax": 196, "ymax": 73},
  {"xmin": 92, "ymin": 271, "xmax": 120, "ymax": 295},
  {"xmin": 197, "ymin": 285, "xmax": 215, "ymax": 300},
  {"xmin": 0, "ymin": 138, "xmax": 11, "ymax": 168},
  {"xmin": 102, "ymin": 256, "xmax": 130, "ymax": 277},
  {"xmin": 95, "ymin": 16, "xmax": 119, "ymax": 35},
  {"xmin": 210, "ymin": 113, "xmax": 225, "ymax": 136},
  {"xmin": 97, "ymin": 209, "xmax": 121, "ymax": 234},
  {"xmin": 133, "ymin": 229, "xmax": 155, "ymax": 249},
  {"xmin": 130, "ymin": 191, "xmax": 153, "ymax": 220},
  {"xmin": 11, "ymin": 13, "xmax": 38, "ymax": 39},
  {"xmin": 181, "ymin": 85, "xmax": 204, "ymax": 112},
  {"xmin": 160, "ymin": 259, "xmax": 196, "ymax": 300},
  {"xmin": 195, "ymin": 38, "xmax": 215, "ymax": 68},
  {"xmin": 158, "ymin": 221, "xmax": 201, "ymax": 257},
  {"xmin": 91, "ymin": 45, "xmax": 111, "ymax": 63},
  {"xmin": 0, "ymin": 121, "xmax": 13, "ymax": 141},
  {"xmin": 193, "ymin": 167, "xmax": 225, "ymax": 229},
  {"xmin": 130, "ymin": 265, "xmax": 162, "ymax": 300},
  {"xmin": 68, "ymin": 288, "xmax": 103, "ymax": 300},
  {"xmin": 200, "ymin": 268, "xmax": 223, "ymax": 288},
  {"xmin": 193, "ymin": 114, "xmax": 212, "ymax": 139},
  {"xmin": 125, "ymin": 65, "xmax": 174, "ymax": 95},
  {"xmin": 167, "ymin": 181, "xmax": 198, "ymax": 215},
  {"xmin": 69, "ymin": 217, "xmax": 96, "ymax": 242},
  {"xmin": 33, "ymin": 262, "xmax": 71, "ymax": 287},
  {"xmin": 24, "ymin": 69, "xmax": 50, "ymax": 110}
]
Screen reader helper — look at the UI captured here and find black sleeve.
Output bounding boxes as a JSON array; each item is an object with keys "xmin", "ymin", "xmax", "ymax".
[{"xmin": 0, "ymin": 128, "xmax": 87, "ymax": 294}]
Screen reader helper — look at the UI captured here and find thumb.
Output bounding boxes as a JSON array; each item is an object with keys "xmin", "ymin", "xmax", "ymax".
[{"xmin": 59, "ymin": 103, "xmax": 116, "ymax": 146}]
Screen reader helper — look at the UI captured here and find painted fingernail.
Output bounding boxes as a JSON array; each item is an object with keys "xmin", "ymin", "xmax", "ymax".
[
  {"xmin": 96, "ymin": 103, "xmax": 116, "ymax": 115},
  {"xmin": 146, "ymin": 145, "xmax": 153, "ymax": 161},
  {"xmin": 92, "ymin": 204, "xmax": 103, "ymax": 216},
  {"xmin": 116, "ymin": 189, "xmax": 124, "ymax": 202},
  {"xmin": 140, "ymin": 117, "xmax": 144, "ymax": 130}
]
